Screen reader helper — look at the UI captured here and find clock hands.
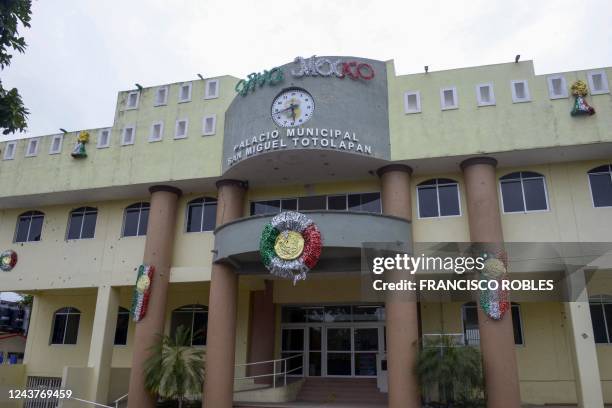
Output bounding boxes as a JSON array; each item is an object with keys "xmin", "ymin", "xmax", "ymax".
[{"xmin": 274, "ymin": 103, "xmax": 299, "ymax": 117}]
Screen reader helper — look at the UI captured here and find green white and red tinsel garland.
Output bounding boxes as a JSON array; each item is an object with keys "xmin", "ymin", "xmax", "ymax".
[
  {"xmin": 479, "ymin": 250, "xmax": 510, "ymax": 320},
  {"xmin": 260, "ymin": 211, "xmax": 322, "ymax": 284},
  {"xmin": 0, "ymin": 250, "xmax": 17, "ymax": 272},
  {"xmin": 131, "ymin": 264, "xmax": 154, "ymax": 322}
]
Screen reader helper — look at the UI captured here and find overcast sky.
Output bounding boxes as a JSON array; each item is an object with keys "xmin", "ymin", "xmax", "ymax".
[{"xmin": 1, "ymin": 0, "xmax": 610, "ymax": 141}]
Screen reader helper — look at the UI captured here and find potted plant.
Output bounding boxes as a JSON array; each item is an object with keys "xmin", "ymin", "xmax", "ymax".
[
  {"xmin": 416, "ymin": 335, "xmax": 485, "ymax": 408},
  {"xmin": 144, "ymin": 326, "xmax": 205, "ymax": 408}
]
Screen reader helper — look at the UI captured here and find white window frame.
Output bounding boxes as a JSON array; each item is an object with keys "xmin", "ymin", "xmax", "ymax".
[
  {"xmin": 416, "ymin": 179, "xmax": 462, "ymax": 219},
  {"xmin": 25, "ymin": 138, "xmax": 40, "ymax": 157},
  {"xmin": 175, "ymin": 119, "xmax": 189, "ymax": 139},
  {"xmin": 154, "ymin": 85, "xmax": 169, "ymax": 106},
  {"xmin": 587, "ymin": 70, "xmax": 610, "ymax": 95},
  {"xmin": 403, "ymin": 91, "xmax": 421, "ymax": 114},
  {"xmin": 149, "ymin": 121, "xmax": 164, "ymax": 142},
  {"xmin": 125, "ymin": 91, "xmax": 140, "ymax": 110},
  {"xmin": 499, "ymin": 172, "xmax": 550, "ymax": 214},
  {"xmin": 202, "ymin": 114, "xmax": 217, "ymax": 136},
  {"xmin": 121, "ymin": 126, "xmax": 136, "ymax": 146},
  {"xmin": 511, "ymin": 80, "xmax": 531, "ymax": 103},
  {"xmin": 97, "ymin": 129, "xmax": 111, "ymax": 148},
  {"xmin": 49, "ymin": 134, "xmax": 63, "ymax": 155},
  {"xmin": 3, "ymin": 141, "xmax": 17, "ymax": 160},
  {"xmin": 178, "ymin": 82, "xmax": 192, "ymax": 103},
  {"xmin": 547, "ymin": 75, "xmax": 568, "ymax": 99},
  {"xmin": 204, "ymin": 79, "xmax": 220, "ymax": 99},
  {"xmin": 475, "ymin": 83, "xmax": 496, "ymax": 106},
  {"xmin": 587, "ymin": 164, "xmax": 612, "ymax": 209},
  {"xmin": 440, "ymin": 87, "xmax": 458, "ymax": 110}
]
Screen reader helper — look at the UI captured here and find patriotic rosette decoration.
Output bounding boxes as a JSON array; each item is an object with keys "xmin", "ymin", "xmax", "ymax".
[
  {"xmin": 479, "ymin": 250, "xmax": 510, "ymax": 320},
  {"xmin": 131, "ymin": 264, "xmax": 154, "ymax": 322},
  {"xmin": 260, "ymin": 211, "xmax": 322, "ymax": 284},
  {"xmin": 0, "ymin": 250, "xmax": 18, "ymax": 272},
  {"xmin": 570, "ymin": 80, "xmax": 596, "ymax": 117}
]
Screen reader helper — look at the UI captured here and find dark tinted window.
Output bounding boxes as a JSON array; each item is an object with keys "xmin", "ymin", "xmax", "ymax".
[
  {"xmin": 114, "ymin": 307, "xmax": 129, "ymax": 345},
  {"xmin": 588, "ymin": 165, "xmax": 612, "ymax": 208},
  {"xmin": 511, "ymin": 304, "xmax": 523, "ymax": 345},
  {"xmin": 186, "ymin": 198, "xmax": 217, "ymax": 232},
  {"xmin": 251, "ymin": 200, "xmax": 280, "ymax": 215},
  {"xmin": 123, "ymin": 203, "xmax": 150, "ymax": 237},
  {"xmin": 328, "ymin": 195, "xmax": 347, "ymax": 210},
  {"xmin": 15, "ymin": 211, "xmax": 44, "ymax": 243},
  {"xmin": 500, "ymin": 172, "xmax": 548, "ymax": 213},
  {"xmin": 51, "ymin": 307, "xmax": 80, "ymax": 345},
  {"xmin": 298, "ymin": 195, "xmax": 326, "ymax": 210},
  {"xmin": 67, "ymin": 207, "xmax": 97, "ymax": 240},
  {"xmin": 170, "ymin": 305, "xmax": 208, "ymax": 346},
  {"xmin": 417, "ymin": 179, "xmax": 460, "ymax": 217},
  {"xmin": 590, "ymin": 304, "xmax": 608, "ymax": 343},
  {"xmin": 348, "ymin": 193, "xmax": 381, "ymax": 213}
]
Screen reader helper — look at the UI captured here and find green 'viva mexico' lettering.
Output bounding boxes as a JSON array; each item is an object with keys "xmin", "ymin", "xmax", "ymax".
[{"xmin": 235, "ymin": 67, "xmax": 284, "ymax": 96}]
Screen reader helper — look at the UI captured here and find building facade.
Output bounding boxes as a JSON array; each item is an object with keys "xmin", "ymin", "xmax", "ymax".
[{"xmin": 0, "ymin": 56, "xmax": 611, "ymax": 408}]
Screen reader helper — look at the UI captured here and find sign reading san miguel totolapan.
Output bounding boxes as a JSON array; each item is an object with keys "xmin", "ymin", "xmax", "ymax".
[
  {"xmin": 235, "ymin": 56, "xmax": 375, "ymax": 96},
  {"xmin": 226, "ymin": 127, "xmax": 372, "ymax": 167}
]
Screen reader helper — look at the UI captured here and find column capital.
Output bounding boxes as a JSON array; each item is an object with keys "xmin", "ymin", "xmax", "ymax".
[
  {"xmin": 376, "ymin": 164, "xmax": 413, "ymax": 178},
  {"xmin": 460, "ymin": 156, "xmax": 498, "ymax": 170},
  {"xmin": 148, "ymin": 185, "xmax": 182, "ymax": 196},
  {"xmin": 216, "ymin": 179, "xmax": 249, "ymax": 190}
]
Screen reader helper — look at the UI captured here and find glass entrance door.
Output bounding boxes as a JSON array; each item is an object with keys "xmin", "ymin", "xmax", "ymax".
[{"xmin": 325, "ymin": 326, "xmax": 380, "ymax": 377}]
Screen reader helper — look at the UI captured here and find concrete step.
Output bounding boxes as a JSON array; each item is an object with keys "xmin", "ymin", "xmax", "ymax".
[{"xmin": 296, "ymin": 378, "xmax": 387, "ymax": 404}]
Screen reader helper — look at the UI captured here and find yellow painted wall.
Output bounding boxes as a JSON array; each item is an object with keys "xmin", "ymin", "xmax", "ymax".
[
  {"xmin": 0, "ymin": 364, "xmax": 26, "ymax": 408},
  {"xmin": 388, "ymin": 61, "xmax": 612, "ymax": 161},
  {"xmin": 0, "ymin": 76, "xmax": 237, "ymax": 199}
]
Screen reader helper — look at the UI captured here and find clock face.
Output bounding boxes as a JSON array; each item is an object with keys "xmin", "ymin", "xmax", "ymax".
[{"xmin": 271, "ymin": 88, "xmax": 315, "ymax": 128}]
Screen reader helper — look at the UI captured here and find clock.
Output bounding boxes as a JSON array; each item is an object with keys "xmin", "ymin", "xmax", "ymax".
[{"xmin": 271, "ymin": 88, "xmax": 315, "ymax": 128}]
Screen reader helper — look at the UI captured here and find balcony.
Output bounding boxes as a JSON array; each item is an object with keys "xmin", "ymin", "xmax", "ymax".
[{"xmin": 213, "ymin": 211, "xmax": 411, "ymax": 274}]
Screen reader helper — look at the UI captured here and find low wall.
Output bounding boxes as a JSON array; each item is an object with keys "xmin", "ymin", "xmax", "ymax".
[
  {"xmin": 0, "ymin": 364, "xmax": 26, "ymax": 408},
  {"xmin": 108, "ymin": 367, "xmax": 131, "ymax": 404},
  {"xmin": 233, "ymin": 379, "xmax": 304, "ymax": 403},
  {"xmin": 58, "ymin": 366, "xmax": 93, "ymax": 408}
]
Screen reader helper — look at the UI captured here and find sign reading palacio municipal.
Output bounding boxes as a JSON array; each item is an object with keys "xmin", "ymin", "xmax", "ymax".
[
  {"xmin": 226, "ymin": 127, "xmax": 372, "ymax": 166},
  {"xmin": 223, "ymin": 56, "xmax": 390, "ymax": 172}
]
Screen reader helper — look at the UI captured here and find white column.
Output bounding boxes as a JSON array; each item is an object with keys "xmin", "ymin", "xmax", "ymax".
[
  {"xmin": 87, "ymin": 285, "xmax": 120, "ymax": 404},
  {"xmin": 565, "ymin": 269, "xmax": 604, "ymax": 408}
]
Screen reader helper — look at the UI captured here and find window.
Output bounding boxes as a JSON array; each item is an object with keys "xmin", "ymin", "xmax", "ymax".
[
  {"xmin": 122, "ymin": 202, "xmax": 150, "ymax": 237},
  {"xmin": 511, "ymin": 80, "xmax": 531, "ymax": 103},
  {"xmin": 121, "ymin": 126, "xmax": 135, "ymax": 146},
  {"xmin": 186, "ymin": 197, "xmax": 217, "ymax": 232},
  {"xmin": 500, "ymin": 171, "xmax": 549, "ymax": 213},
  {"xmin": 25, "ymin": 138, "xmax": 39, "ymax": 157},
  {"xmin": 154, "ymin": 86, "xmax": 168, "ymax": 106},
  {"xmin": 178, "ymin": 82, "xmax": 192, "ymax": 103},
  {"xmin": 14, "ymin": 211, "xmax": 44, "ymax": 242},
  {"xmin": 205, "ymin": 79, "xmax": 219, "ymax": 99},
  {"xmin": 49, "ymin": 135, "xmax": 63, "ymax": 154},
  {"xmin": 250, "ymin": 199, "xmax": 297, "ymax": 215},
  {"xmin": 417, "ymin": 178, "xmax": 461, "ymax": 218},
  {"xmin": 202, "ymin": 115, "xmax": 216, "ymax": 136},
  {"xmin": 347, "ymin": 193, "xmax": 381, "ymax": 213},
  {"xmin": 97, "ymin": 129, "xmax": 111, "ymax": 148},
  {"xmin": 170, "ymin": 305, "xmax": 208, "ymax": 346},
  {"xmin": 50, "ymin": 307, "xmax": 80, "ymax": 345},
  {"xmin": 588, "ymin": 164, "xmax": 612, "ymax": 208},
  {"xmin": 250, "ymin": 193, "xmax": 381, "ymax": 215},
  {"xmin": 547, "ymin": 75, "xmax": 568, "ymax": 99},
  {"xmin": 462, "ymin": 302, "xmax": 523, "ymax": 345},
  {"xmin": 114, "ymin": 307, "xmax": 129, "ymax": 346},
  {"xmin": 67, "ymin": 207, "xmax": 97, "ymax": 240},
  {"xmin": 590, "ymin": 295, "xmax": 612, "ymax": 343},
  {"xmin": 126, "ymin": 91, "xmax": 140, "ymax": 109},
  {"xmin": 476, "ymin": 83, "xmax": 495, "ymax": 106},
  {"xmin": 403, "ymin": 91, "xmax": 421, "ymax": 114},
  {"xmin": 3, "ymin": 141, "xmax": 16, "ymax": 160},
  {"xmin": 587, "ymin": 70, "xmax": 609, "ymax": 95},
  {"xmin": 175, "ymin": 119, "xmax": 188, "ymax": 139},
  {"xmin": 440, "ymin": 87, "xmax": 458, "ymax": 110},
  {"xmin": 149, "ymin": 121, "xmax": 164, "ymax": 142}
]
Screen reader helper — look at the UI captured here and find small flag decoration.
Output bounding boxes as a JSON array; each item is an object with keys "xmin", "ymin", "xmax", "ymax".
[{"xmin": 131, "ymin": 264, "xmax": 154, "ymax": 322}]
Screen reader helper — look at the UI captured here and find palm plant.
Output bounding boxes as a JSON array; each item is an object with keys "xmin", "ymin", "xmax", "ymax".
[
  {"xmin": 144, "ymin": 325, "xmax": 205, "ymax": 408},
  {"xmin": 416, "ymin": 335, "xmax": 484, "ymax": 407}
]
